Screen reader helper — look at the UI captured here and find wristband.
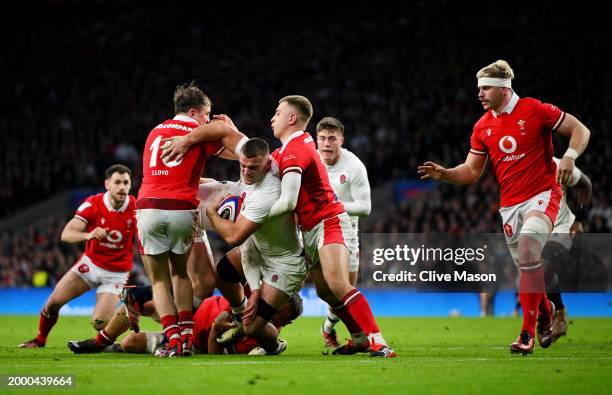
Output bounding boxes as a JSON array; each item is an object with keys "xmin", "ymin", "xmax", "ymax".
[
  {"xmin": 563, "ymin": 148, "xmax": 579, "ymax": 160},
  {"xmin": 234, "ymin": 136, "xmax": 249, "ymax": 156}
]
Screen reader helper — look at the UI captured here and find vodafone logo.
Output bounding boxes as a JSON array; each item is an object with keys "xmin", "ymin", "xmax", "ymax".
[
  {"xmin": 498, "ymin": 136, "xmax": 517, "ymax": 154},
  {"xmin": 106, "ymin": 230, "xmax": 123, "ymax": 243}
]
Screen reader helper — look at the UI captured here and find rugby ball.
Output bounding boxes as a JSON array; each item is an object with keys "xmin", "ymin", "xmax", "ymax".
[{"xmin": 217, "ymin": 195, "xmax": 243, "ymax": 222}]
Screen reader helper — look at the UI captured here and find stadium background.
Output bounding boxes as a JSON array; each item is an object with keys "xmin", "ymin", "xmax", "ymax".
[{"xmin": 1, "ymin": 1, "xmax": 610, "ymax": 318}]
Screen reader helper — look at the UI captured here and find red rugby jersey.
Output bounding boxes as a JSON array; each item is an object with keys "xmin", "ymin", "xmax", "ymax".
[
  {"xmin": 74, "ymin": 192, "xmax": 136, "ymax": 272},
  {"xmin": 138, "ymin": 115, "xmax": 223, "ymax": 207},
  {"xmin": 469, "ymin": 95, "xmax": 565, "ymax": 207},
  {"xmin": 271, "ymin": 131, "xmax": 345, "ymax": 231}
]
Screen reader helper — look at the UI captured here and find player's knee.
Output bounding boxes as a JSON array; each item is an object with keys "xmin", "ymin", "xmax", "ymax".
[
  {"xmin": 91, "ymin": 318, "xmax": 107, "ymax": 331},
  {"xmin": 192, "ymin": 276, "xmax": 215, "ymax": 300},
  {"xmin": 518, "ymin": 216, "xmax": 550, "ymax": 265},
  {"xmin": 215, "ymin": 255, "xmax": 243, "ymax": 284}
]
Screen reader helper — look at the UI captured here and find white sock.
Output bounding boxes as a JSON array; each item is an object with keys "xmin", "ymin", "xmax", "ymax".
[
  {"xmin": 368, "ymin": 332, "xmax": 387, "ymax": 346},
  {"xmin": 231, "ymin": 296, "xmax": 247, "ymax": 315},
  {"xmin": 322, "ymin": 310, "xmax": 340, "ymax": 333}
]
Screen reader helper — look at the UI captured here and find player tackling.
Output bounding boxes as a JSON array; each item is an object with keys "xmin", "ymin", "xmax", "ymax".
[{"xmin": 418, "ymin": 60, "xmax": 590, "ymax": 354}]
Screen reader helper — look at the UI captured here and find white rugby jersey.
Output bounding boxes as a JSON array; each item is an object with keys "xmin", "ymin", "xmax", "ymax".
[
  {"xmin": 322, "ymin": 148, "xmax": 371, "ymax": 233},
  {"xmin": 239, "ymin": 171, "xmax": 302, "ymax": 256}
]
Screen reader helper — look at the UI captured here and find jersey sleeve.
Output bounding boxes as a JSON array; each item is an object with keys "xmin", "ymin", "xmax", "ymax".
[
  {"xmin": 469, "ymin": 126, "xmax": 487, "ymax": 156},
  {"xmin": 276, "ymin": 146, "xmax": 310, "ymax": 178},
  {"xmin": 74, "ymin": 197, "xmax": 98, "ymax": 225},
  {"xmin": 537, "ymin": 101, "xmax": 565, "ymax": 132}
]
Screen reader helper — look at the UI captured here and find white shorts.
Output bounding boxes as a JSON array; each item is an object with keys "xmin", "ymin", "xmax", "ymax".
[
  {"xmin": 70, "ymin": 254, "xmax": 129, "ymax": 295},
  {"xmin": 240, "ymin": 237, "xmax": 308, "ymax": 296},
  {"xmin": 302, "ymin": 213, "xmax": 354, "ymax": 267},
  {"xmin": 499, "ymin": 187, "xmax": 561, "ymax": 264},
  {"xmin": 136, "ymin": 209, "xmax": 197, "ymax": 255}
]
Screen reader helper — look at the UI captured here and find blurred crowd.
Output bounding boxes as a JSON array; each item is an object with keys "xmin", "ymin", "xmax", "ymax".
[{"xmin": 1, "ymin": 1, "xmax": 610, "ymax": 286}]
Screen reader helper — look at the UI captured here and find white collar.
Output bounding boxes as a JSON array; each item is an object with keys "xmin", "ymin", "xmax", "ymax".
[
  {"xmin": 280, "ymin": 130, "xmax": 304, "ymax": 154},
  {"xmin": 493, "ymin": 92, "xmax": 519, "ymax": 117},
  {"xmin": 103, "ymin": 192, "xmax": 129, "ymax": 213},
  {"xmin": 173, "ymin": 114, "xmax": 199, "ymax": 125}
]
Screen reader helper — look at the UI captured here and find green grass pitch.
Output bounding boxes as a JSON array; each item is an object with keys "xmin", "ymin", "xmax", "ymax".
[{"xmin": 1, "ymin": 316, "xmax": 611, "ymax": 395}]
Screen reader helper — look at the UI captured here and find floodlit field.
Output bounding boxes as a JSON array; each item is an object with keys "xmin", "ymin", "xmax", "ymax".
[{"xmin": 1, "ymin": 316, "xmax": 611, "ymax": 395}]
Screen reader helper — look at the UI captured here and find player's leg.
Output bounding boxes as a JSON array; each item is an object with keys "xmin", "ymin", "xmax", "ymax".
[
  {"xmin": 121, "ymin": 332, "xmax": 163, "ymax": 354},
  {"xmin": 142, "ymin": 253, "xmax": 182, "ymax": 355},
  {"xmin": 243, "ymin": 283, "xmax": 290, "ymax": 355},
  {"xmin": 91, "ymin": 292, "xmax": 120, "ymax": 331},
  {"xmin": 319, "ymin": 239, "xmax": 393, "ymax": 356},
  {"xmin": 215, "ymin": 247, "xmax": 248, "ymax": 318},
  {"xmin": 321, "ymin": 242, "xmax": 359, "ymax": 348},
  {"xmin": 188, "ymin": 232, "xmax": 216, "ymax": 307},
  {"xmin": 20, "ymin": 269, "xmax": 91, "ymax": 348},
  {"xmin": 542, "ymin": 238, "xmax": 570, "ymax": 341},
  {"xmin": 68, "ymin": 304, "xmax": 132, "ymax": 354},
  {"xmin": 165, "ymin": 209, "xmax": 198, "ymax": 356},
  {"xmin": 311, "ymin": 265, "xmax": 369, "ymax": 354},
  {"xmin": 513, "ymin": 211, "xmax": 554, "ymax": 353},
  {"xmin": 169, "ymin": 250, "xmax": 194, "ymax": 355}
]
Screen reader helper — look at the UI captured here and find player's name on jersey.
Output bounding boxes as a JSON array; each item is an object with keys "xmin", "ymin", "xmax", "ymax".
[
  {"xmin": 152, "ymin": 169, "xmax": 169, "ymax": 175},
  {"xmin": 372, "ymin": 270, "xmax": 497, "ymax": 283}
]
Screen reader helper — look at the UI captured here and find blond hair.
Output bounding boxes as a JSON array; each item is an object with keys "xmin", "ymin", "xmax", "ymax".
[
  {"xmin": 279, "ymin": 95, "xmax": 313, "ymax": 125},
  {"xmin": 476, "ymin": 60, "xmax": 515, "ymax": 80}
]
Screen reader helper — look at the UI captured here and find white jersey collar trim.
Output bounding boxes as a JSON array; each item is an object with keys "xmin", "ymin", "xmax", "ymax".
[
  {"xmin": 280, "ymin": 130, "xmax": 304, "ymax": 154},
  {"xmin": 104, "ymin": 192, "xmax": 129, "ymax": 213},
  {"xmin": 173, "ymin": 114, "xmax": 199, "ymax": 125},
  {"xmin": 493, "ymin": 92, "xmax": 519, "ymax": 117}
]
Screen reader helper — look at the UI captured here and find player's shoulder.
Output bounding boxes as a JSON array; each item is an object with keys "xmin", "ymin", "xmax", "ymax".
[
  {"xmin": 473, "ymin": 112, "xmax": 493, "ymax": 132},
  {"xmin": 127, "ymin": 195, "xmax": 137, "ymax": 210},
  {"xmin": 76, "ymin": 193, "xmax": 103, "ymax": 215}
]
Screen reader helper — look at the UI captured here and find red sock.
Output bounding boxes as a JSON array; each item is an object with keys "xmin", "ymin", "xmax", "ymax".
[
  {"xmin": 94, "ymin": 329, "xmax": 114, "ymax": 348},
  {"xmin": 519, "ymin": 263, "xmax": 546, "ymax": 337},
  {"xmin": 178, "ymin": 310, "xmax": 194, "ymax": 340},
  {"xmin": 161, "ymin": 315, "xmax": 180, "ymax": 347},
  {"xmin": 333, "ymin": 304, "xmax": 362, "ymax": 335},
  {"xmin": 36, "ymin": 308, "xmax": 58, "ymax": 345},
  {"xmin": 342, "ymin": 289, "xmax": 380, "ymax": 335}
]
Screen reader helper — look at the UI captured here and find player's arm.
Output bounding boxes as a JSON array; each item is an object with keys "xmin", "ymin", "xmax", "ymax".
[
  {"xmin": 206, "ymin": 206, "xmax": 261, "ymax": 246},
  {"xmin": 267, "ymin": 172, "xmax": 301, "ymax": 217},
  {"xmin": 208, "ymin": 311, "xmax": 232, "ymax": 355},
  {"xmin": 418, "ymin": 153, "xmax": 487, "ymax": 185},
  {"xmin": 343, "ymin": 164, "xmax": 371, "ymax": 216},
  {"xmin": 161, "ymin": 121, "xmax": 248, "ymax": 162},
  {"xmin": 554, "ymin": 113, "xmax": 591, "ymax": 184},
  {"xmin": 61, "ymin": 218, "xmax": 107, "ymax": 244}
]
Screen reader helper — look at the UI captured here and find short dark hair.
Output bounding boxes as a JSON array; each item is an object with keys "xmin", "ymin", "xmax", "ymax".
[
  {"xmin": 241, "ymin": 138, "xmax": 269, "ymax": 158},
  {"xmin": 105, "ymin": 164, "xmax": 131, "ymax": 179},
  {"xmin": 316, "ymin": 116, "xmax": 345, "ymax": 135},
  {"xmin": 279, "ymin": 95, "xmax": 313, "ymax": 125},
  {"xmin": 173, "ymin": 82, "xmax": 212, "ymax": 115}
]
